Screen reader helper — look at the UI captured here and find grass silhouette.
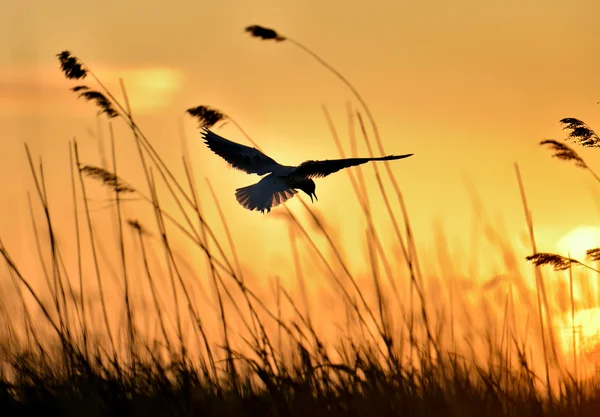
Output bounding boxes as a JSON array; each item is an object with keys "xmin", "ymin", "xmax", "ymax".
[{"xmin": 0, "ymin": 41, "xmax": 600, "ymax": 416}]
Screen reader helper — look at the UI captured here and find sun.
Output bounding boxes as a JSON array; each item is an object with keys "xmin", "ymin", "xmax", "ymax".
[
  {"xmin": 126, "ymin": 68, "xmax": 183, "ymax": 112},
  {"xmin": 96, "ymin": 66, "xmax": 184, "ymax": 113},
  {"xmin": 556, "ymin": 225, "xmax": 600, "ymax": 261}
]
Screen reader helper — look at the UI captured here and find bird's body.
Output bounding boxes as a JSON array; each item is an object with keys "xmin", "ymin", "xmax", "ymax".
[{"xmin": 201, "ymin": 129, "xmax": 413, "ymax": 213}]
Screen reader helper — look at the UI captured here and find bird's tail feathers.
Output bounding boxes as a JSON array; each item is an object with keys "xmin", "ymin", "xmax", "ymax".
[{"xmin": 235, "ymin": 180, "xmax": 297, "ymax": 213}]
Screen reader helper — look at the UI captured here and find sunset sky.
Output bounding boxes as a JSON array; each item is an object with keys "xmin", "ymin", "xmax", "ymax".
[{"xmin": 2, "ymin": 0, "xmax": 600, "ymax": 279}]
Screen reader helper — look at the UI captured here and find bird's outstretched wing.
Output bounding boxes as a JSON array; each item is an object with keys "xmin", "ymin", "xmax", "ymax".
[
  {"xmin": 235, "ymin": 175, "xmax": 298, "ymax": 213},
  {"xmin": 201, "ymin": 129, "xmax": 281, "ymax": 175},
  {"xmin": 290, "ymin": 154, "xmax": 413, "ymax": 179}
]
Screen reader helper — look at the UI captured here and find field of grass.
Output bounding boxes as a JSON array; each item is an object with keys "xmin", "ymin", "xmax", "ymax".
[{"xmin": 1, "ymin": 29, "xmax": 600, "ymax": 416}]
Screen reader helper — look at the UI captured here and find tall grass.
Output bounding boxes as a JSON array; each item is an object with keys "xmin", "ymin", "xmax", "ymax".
[{"xmin": 0, "ymin": 43, "xmax": 599, "ymax": 416}]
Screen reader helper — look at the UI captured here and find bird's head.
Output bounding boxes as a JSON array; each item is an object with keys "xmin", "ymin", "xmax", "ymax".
[{"xmin": 297, "ymin": 179, "xmax": 317, "ymax": 203}]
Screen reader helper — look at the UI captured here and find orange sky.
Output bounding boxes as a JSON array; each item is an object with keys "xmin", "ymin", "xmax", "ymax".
[{"xmin": 2, "ymin": 0, "xmax": 600, "ymax": 277}]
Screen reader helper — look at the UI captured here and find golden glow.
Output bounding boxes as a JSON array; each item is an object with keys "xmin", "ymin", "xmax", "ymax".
[
  {"xmin": 557, "ymin": 308, "xmax": 600, "ymax": 368},
  {"xmin": 2, "ymin": 0, "xmax": 600, "ymax": 383},
  {"xmin": 103, "ymin": 67, "xmax": 184, "ymax": 113},
  {"xmin": 555, "ymin": 226, "xmax": 600, "ymax": 261}
]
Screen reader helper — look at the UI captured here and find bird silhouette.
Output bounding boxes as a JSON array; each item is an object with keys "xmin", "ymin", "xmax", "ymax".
[{"xmin": 201, "ymin": 129, "xmax": 413, "ymax": 213}]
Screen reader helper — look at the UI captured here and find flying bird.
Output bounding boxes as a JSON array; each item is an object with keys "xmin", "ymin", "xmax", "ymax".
[{"xmin": 201, "ymin": 129, "xmax": 413, "ymax": 213}]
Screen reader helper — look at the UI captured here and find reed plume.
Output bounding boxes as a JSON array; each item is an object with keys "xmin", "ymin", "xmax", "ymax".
[
  {"xmin": 586, "ymin": 248, "xmax": 600, "ymax": 261},
  {"xmin": 57, "ymin": 51, "xmax": 119, "ymax": 118},
  {"xmin": 71, "ymin": 86, "xmax": 119, "ymax": 118},
  {"xmin": 57, "ymin": 51, "xmax": 88, "ymax": 80},
  {"xmin": 560, "ymin": 117, "xmax": 600, "ymax": 148},
  {"xmin": 541, "ymin": 121, "xmax": 600, "ymax": 184},
  {"xmin": 245, "ymin": 25, "xmax": 286, "ymax": 41},
  {"xmin": 79, "ymin": 165, "xmax": 135, "ymax": 193},
  {"xmin": 186, "ymin": 105, "xmax": 227, "ymax": 128},
  {"xmin": 539, "ymin": 140, "xmax": 586, "ymax": 168},
  {"xmin": 525, "ymin": 253, "xmax": 581, "ymax": 271},
  {"xmin": 126, "ymin": 219, "xmax": 151, "ymax": 236}
]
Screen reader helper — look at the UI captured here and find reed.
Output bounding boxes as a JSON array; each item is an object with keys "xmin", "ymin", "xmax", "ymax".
[{"xmin": 0, "ymin": 47, "xmax": 599, "ymax": 417}]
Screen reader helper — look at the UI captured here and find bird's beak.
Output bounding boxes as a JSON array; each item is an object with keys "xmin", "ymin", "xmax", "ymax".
[{"xmin": 311, "ymin": 192, "xmax": 318, "ymax": 203}]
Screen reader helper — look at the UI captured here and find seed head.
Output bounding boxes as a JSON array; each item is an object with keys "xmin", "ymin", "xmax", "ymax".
[
  {"xmin": 57, "ymin": 51, "xmax": 88, "ymax": 80},
  {"xmin": 560, "ymin": 118, "xmax": 600, "ymax": 148},
  {"xmin": 540, "ymin": 139, "xmax": 586, "ymax": 168},
  {"xmin": 186, "ymin": 105, "xmax": 227, "ymax": 128},
  {"xmin": 245, "ymin": 25, "xmax": 286, "ymax": 41},
  {"xmin": 526, "ymin": 253, "xmax": 581, "ymax": 271}
]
